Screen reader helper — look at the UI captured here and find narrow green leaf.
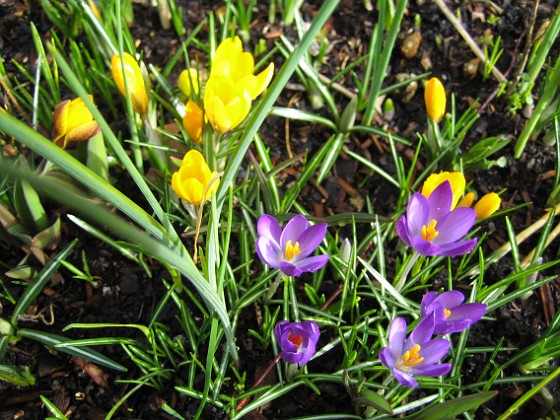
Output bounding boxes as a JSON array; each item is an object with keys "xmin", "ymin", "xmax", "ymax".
[
  {"xmin": 411, "ymin": 391, "xmax": 497, "ymax": 420},
  {"xmin": 0, "ymin": 364, "xmax": 36, "ymax": 387}
]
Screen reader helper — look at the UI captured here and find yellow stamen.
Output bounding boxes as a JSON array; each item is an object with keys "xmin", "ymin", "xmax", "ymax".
[
  {"xmin": 284, "ymin": 240, "xmax": 301, "ymax": 260},
  {"xmin": 402, "ymin": 344, "xmax": 424, "ymax": 367},
  {"xmin": 444, "ymin": 308, "xmax": 451, "ymax": 318},
  {"xmin": 421, "ymin": 219, "xmax": 439, "ymax": 242}
]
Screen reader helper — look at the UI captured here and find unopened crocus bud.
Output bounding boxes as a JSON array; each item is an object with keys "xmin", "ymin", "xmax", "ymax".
[
  {"xmin": 424, "ymin": 77, "xmax": 446, "ymax": 123},
  {"xmin": 339, "ymin": 238, "xmax": 352, "ymax": 265},
  {"xmin": 111, "ymin": 52, "xmax": 149, "ymax": 115},
  {"xmin": 182, "ymin": 100, "xmax": 203, "ymax": 144},
  {"xmin": 171, "ymin": 150, "xmax": 219, "ymax": 205},
  {"xmin": 274, "ymin": 320, "xmax": 320, "ymax": 366},
  {"xmin": 474, "ymin": 192, "xmax": 501, "ymax": 219},
  {"xmin": 178, "ymin": 68, "xmax": 201, "ymax": 97},
  {"xmin": 51, "ymin": 97, "xmax": 100, "ymax": 149},
  {"xmin": 457, "ymin": 192, "xmax": 475, "ymax": 209}
]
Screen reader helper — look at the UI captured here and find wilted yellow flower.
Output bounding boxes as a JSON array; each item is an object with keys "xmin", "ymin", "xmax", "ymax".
[
  {"xmin": 422, "ymin": 171, "xmax": 466, "ymax": 210},
  {"xmin": 171, "ymin": 150, "xmax": 219, "ymax": 205},
  {"xmin": 204, "ymin": 75, "xmax": 252, "ymax": 133},
  {"xmin": 182, "ymin": 100, "xmax": 203, "ymax": 144},
  {"xmin": 210, "ymin": 36, "xmax": 274, "ymax": 100},
  {"xmin": 51, "ymin": 97, "xmax": 100, "ymax": 149},
  {"xmin": 111, "ymin": 52, "xmax": 149, "ymax": 115},
  {"xmin": 178, "ymin": 68, "xmax": 201, "ymax": 97},
  {"xmin": 424, "ymin": 77, "xmax": 446, "ymax": 123},
  {"xmin": 473, "ymin": 192, "xmax": 501, "ymax": 219}
]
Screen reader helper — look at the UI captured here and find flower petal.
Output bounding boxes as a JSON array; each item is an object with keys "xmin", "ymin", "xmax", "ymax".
[
  {"xmin": 293, "ymin": 254, "xmax": 329, "ymax": 273},
  {"xmin": 279, "ymin": 261, "xmax": 303, "ymax": 277},
  {"xmin": 280, "ymin": 215, "xmax": 309, "ymax": 250},
  {"xmin": 392, "ymin": 368, "xmax": 419, "ymax": 388},
  {"xmin": 410, "ymin": 363, "xmax": 452, "ymax": 377},
  {"xmin": 408, "ymin": 314, "xmax": 435, "ymax": 347},
  {"xmin": 294, "ymin": 222, "xmax": 327, "ymax": 259},
  {"xmin": 433, "ymin": 207, "xmax": 476, "ymax": 244},
  {"xmin": 406, "ymin": 193, "xmax": 429, "ymax": 235},
  {"xmin": 417, "ymin": 338, "xmax": 450, "ymax": 365},
  {"xmin": 256, "ymin": 237, "xmax": 282, "ymax": 269},
  {"xmin": 396, "ymin": 216, "xmax": 412, "ymax": 247},
  {"xmin": 437, "ymin": 238, "xmax": 477, "ymax": 257},
  {"xmin": 387, "ymin": 317, "xmax": 407, "ymax": 358},
  {"xmin": 427, "ymin": 181, "xmax": 453, "ymax": 221},
  {"xmin": 420, "ymin": 291, "xmax": 439, "ymax": 317},
  {"xmin": 434, "ymin": 291, "xmax": 465, "ymax": 309},
  {"xmin": 257, "ymin": 215, "xmax": 282, "ymax": 245}
]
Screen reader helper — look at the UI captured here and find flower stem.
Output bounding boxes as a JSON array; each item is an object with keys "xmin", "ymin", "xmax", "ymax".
[
  {"xmin": 394, "ymin": 251, "xmax": 420, "ymax": 292},
  {"xmin": 265, "ymin": 271, "xmax": 284, "ymax": 302}
]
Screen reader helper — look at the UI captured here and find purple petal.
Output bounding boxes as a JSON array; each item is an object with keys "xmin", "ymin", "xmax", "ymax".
[
  {"xmin": 396, "ymin": 216, "xmax": 412, "ymax": 247},
  {"xmin": 417, "ymin": 338, "xmax": 450, "ymax": 365},
  {"xmin": 379, "ymin": 348, "xmax": 396, "ymax": 369},
  {"xmin": 280, "ymin": 215, "xmax": 308, "ymax": 250},
  {"xmin": 427, "ymin": 181, "xmax": 453, "ymax": 220},
  {"xmin": 280, "ymin": 350, "xmax": 304, "ymax": 365},
  {"xmin": 406, "ymin": 193, "xmax": 430, "ymax": 235},
  {"xmin": 392, "ymin": 368, "xmax": 419, "ymax": 388},
  {"xmin": 437, "ymin": 238, "xmax": 478, "ymax": 257},
  {"xmin": 434, "ymin": 303, "xmax": 486, "ymax": 334},
  {"xmin": 434, "ymin": 320, "xmax": 472, "ymax": 335},
  {"xmin": 411, "ymin": 363, "xmax": 452, "ymax": 377},
  {"xmin": 257, "ymin": 214, "xmax": 282, "ymax": 244},
  {"xmin": 294, "ymin": 223, "xmax": 327, "ymax": 259},
  {"xmin": 387, "ymin": 318, "xmax": 407, "ymax": 358},
  {"xmin": 420, "ymin": 292, "xmax": 439, "ymax": 317},
  {"xmin": 256, "ymin": 237, "xmax": 282, "ymax": 268},
  {"xmin": 434, "ymin": 291, "xmax": 465, "ymax": 309},
  {"xmin": 278, "ymin": 261, "xmax": 303, "ymax": 277},
  {"xmin": 433, "ymin": 207, "xmax": 476, "ymax": 245},
  {"xmin": 293, "ymin": 254, "xmax": 329, "ymax": 273},
  {"xmin": 408, "ymin": 315, "xmax": 435, "ymax": 347},
  {"xmin": 410, "ymin": 236, "xmax": 441, "ymax": 256}
]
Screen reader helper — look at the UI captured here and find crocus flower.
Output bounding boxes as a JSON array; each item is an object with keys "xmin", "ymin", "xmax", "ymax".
[
  {"xmin": 421, "ymin": 291, "xmax": 487, "ymax": 335},
  {"xmin": 424, "ymin": 77, "xmax": 446, "ymax": 123},
  {"xmin": 255, "ymin": 214, "xmax": 329, "ymax": 277},
  {"xmin": 182, "ymin": 100, "xmax": 204, "ymax": 144},
  {"xmin": 171, "ymin": 150, "xmax": 219, "ymax": 205},
  {"xmin": 421, "ymin": 171, "xmax": 466, "ymax": 210},
  {"xmin": 204, "ymin": 75, "xmax": 252, "ymax": 133},
  {"xmin": 111, "ymin": 52, "xmax": 149, "ymax": 115},
  {"xmin": 379, "ymin": 314, "xmax": 452, "ymax": 388},
  {"xmin": 51, "ymin": 97, "xmax": 100, "ymax": 149},
  {"xmin": 274, "ymin": 320, "xmax": 320, "ymax": 366},
  {"xmin": 396, "ymin": 181, "xmax": 477, "ymax": 257},
  {"xmin": 178, "ymin": 68, "xmax": 201, "ymax": 97},
  {"xmin": 210, "ymin": 36, "xmax": 274, "ymax": 100}
]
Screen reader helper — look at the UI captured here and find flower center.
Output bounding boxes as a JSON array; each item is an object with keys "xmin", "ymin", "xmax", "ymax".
[
  {"xmin": 284, "ymin": 240, "xmax": 301, "ymax": 260},
  {"xmin": 288, "ymin": 333, "xmax": 303, "ymax": 349},
  {"xmin": 401, "ymin": 344, "xmax": 424, "ymax": 367},
  {"xmin": 444, "ymin": 308, "xmax": 451, "ymax": 318},
  {"xmin": 421, "ymin": 219, "xmax": 439, "ymax": 242}
]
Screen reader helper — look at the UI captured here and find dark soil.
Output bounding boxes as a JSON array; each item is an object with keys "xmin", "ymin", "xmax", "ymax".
[{"xmin": 1, "ymin": 0, "xmax": 560, "ymax": 419}]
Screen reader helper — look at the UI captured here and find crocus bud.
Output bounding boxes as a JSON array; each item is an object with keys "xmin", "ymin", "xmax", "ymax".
[
  {"xmin": 339, "ymin": 238, "xmax": 352, "ymax": 265},
  {"xmin": 424, "ymin": 77, "xmax": 446, "ymax": 123},
  {"xmin": 51, "ymin": 97, "xmax": 100, "ymax": 149},
  {"xmin": 274, "ymin": 320, "xmax": 320, "ymax": 366},
  {"xmin": 457, "ymin": 192, "xmax": 475, "ymax": 209},
  {"xmin": 178, "ymin": 68, "xmax": 201, "ymax": 97},
  {"xmin": 182, "ymin": 100, "xmax": 204, "ymax": 144},
  {"xmin": 111, "ymin": 52, "xmax": 149, "ymax": 115},
  {"xmin": 171, "ymin": 150, "xmax": 219, "ymax": 205},
  {"xmin": 474, "ymin": 192, "xmax": 501, "ymax": 219}
]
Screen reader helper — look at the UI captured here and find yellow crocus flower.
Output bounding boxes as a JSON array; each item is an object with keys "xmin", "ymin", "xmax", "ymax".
[
  {"xmin": 204, "ymin": 75, "xmax": 252, "ymax": 133},
  {"xmin": 421, "ymin": 171, "xmax": 466, "ymax": 210},
  {"xmin": 210, "ymin": 36, "xmax": 274, "ymax": 100},
  {"xmin": 51, "ymin": 96, "xmax": 100, "ymax": 149},
  {"xmin": 171, "ymin": 150, "xmax": 219, "ymax": 205},
  {"xmin": 424, "ymin": 77, "xmax": 446, "ymax": 123},
  {"xmin": 178, "ymin": 68, "xmax": 201, "ymax": 97},
  {"xmin": 111, "ymin": 52, "xmax": 149, "ymax": 115},
  {"xmin": 473, "ymin": 192, "xmax": 501, "ymax": 219},
  {"xmin": 182, "ymin": 100, "xmax": 204, "ymax": 144}
]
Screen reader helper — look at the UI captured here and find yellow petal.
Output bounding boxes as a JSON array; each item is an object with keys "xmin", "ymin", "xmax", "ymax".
[
  {"xmin": 204, "ymin": 76, "xmax": 252, "ymax": 132},
  {"xmin": 182, "ymin": 100, "xmax": 204, "ymax": 143},
  {"xmin": 178, "ymin": 68, "xmax": 200, "ymax": 97},
  {"xmin": 424, "ymin": 77, "xmax": 446, "ymax": 123},
  {"xmin": 66, "ymin": 120, "xmax": 101, "ymax": 143},
  {"xmin": 474, "ymin": 192, "xmax": 501, "ymax": 220},
  {"xmin": 457, "ymin": 192, "xmax": 475, "ymax": 208},
  {"xmin": 422, "ymin": 171, "xmax": 466, "ymax": 209},
  {"xmin": 212, "ymin": 37, "xmax": 243, "ymax": 77},
  {"xmin": 111, "ymin": 53, "xmax": 149, "ymax": 115},
  {"xmin": 66, "ymin": 97, "xmax": 94, "ymax": 131},
  {"xmin": 52, "ymin": 99, "xmax": 71, "ymax": 144},
  {"xmin": 171, "ymin": 150, "xmax": 219, "ymax": 205}
]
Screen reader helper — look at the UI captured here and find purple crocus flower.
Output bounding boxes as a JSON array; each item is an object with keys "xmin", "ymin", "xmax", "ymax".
[
  {"xmin": 421, "ymin": 291, "xmax": 487, "ymax": 335},
  {"xmin": 274, "ymin": 320, "xmax": 320, "ymax": 366},
  {"xmin": 396, "ymin": 181, "xmax": 478, "ymax": 257},
  {"xmin": 256, "ymin": 214, "xmax": 329, "ymax": 277},
  {"xmin": 379, "ymin": 314, "xmax": 452, "ymax": 388}
]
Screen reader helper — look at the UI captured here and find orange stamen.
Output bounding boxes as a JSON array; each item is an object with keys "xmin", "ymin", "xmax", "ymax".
[
  {"xmin": 421, "ymin": 219, "xmax": 439, "ymax": 242},
  {"xmin": 402, "ymin": 344, "xmax": 424, "ymax": 367},
  {"xmin": 285, "ymin": 240, "xmax": 301, "ymax": 260}
]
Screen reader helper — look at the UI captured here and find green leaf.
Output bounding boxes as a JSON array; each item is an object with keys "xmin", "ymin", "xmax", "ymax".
[
  {"xmin": 11, "ymin": 239, "xmax": 77, "ymax": 326},
  {"xmin": 40, "ymin": 395, "xmax": 68, "ymax": 419},
  {"xmin": 0, "ymin": 364, "xmax": 36, "ymax": 386},
  {"xmin": 17, "ymin": 328, "xmax": 127, "ymax": 372},
  {"xmin": 411, "ymin": 391, "xmax": 497, "ymax": 420}
]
